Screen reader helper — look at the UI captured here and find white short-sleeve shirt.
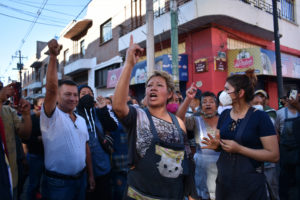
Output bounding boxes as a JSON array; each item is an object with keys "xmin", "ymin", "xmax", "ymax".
[{"xmin": 40, "ymin": 106, "xmax": 89, "ymax": 175}]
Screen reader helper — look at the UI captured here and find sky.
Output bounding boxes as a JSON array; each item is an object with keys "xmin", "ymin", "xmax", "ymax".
[{"xmin": 0, "ymin": 0, "xmax": 90, "ymax": 85}]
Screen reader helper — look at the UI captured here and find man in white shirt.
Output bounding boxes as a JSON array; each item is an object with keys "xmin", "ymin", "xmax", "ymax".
[{"xmin": 41, "ymin": 39, "xmax": 95, "ymax": 200}]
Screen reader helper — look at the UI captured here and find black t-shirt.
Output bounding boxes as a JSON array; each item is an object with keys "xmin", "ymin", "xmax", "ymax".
[
  {"xmin": 23, "ymin": 113, "xmax": 44, "ymax": 155},
  {"xmin": 217, "ymin": 109, "xmax": 276, "ymax": 149}
]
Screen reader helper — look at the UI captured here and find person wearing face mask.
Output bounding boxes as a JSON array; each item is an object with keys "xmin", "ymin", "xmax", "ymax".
[
  {"xmin": 166, "ymin": 93, "xmax": 181, "ymax": 114},
  {"xmin": 76, "ymin": 85, "xmax": 118, "ymax": 200},
  {"xmin": 251, "ymin": 92, "xmax": 280, "ymax": 200},
  {"xmin": 22, "ymin": 97, "xmax": 45, "ymax": 200},
  {"xmin": 253, "ymin": 90, "xmax": 277, "ymax": 124},
  {"xmin": 217, "ymin": 90, "xmax": 232, "ymax": 115},
  {"xmin": 177, "ymin": 88, "xmax": 220, "ymax": 200},
  {"xmin": 202, "ymin": 69, "xmax": 279, "ymax": 200}
]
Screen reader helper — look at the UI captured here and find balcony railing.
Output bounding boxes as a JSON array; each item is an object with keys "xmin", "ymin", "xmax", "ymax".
[
  {"xmin": 241, "ymin": 0, "xmax": 295, "ymax": 22},
  {"xmin": 119, "ymin": 0, "xmax": 192, "ymax": 37}
]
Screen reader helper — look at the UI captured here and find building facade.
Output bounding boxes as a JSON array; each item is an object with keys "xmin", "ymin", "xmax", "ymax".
[
  {"xmin": 22, "ymin": 0, "xmax": 300, "ymax": 109},
  {"xmin": 116, "ymin": 0, "xmax": 300, "ymax": 109}
]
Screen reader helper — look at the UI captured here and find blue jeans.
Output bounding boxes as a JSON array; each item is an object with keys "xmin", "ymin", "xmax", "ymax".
[
  {"xmin": 41, "ymin": 171, "xmax": 87, "ymax": 200},
  {"xmin": 27, "ymin": 154, "xmax": 44, "ymax": 200}
]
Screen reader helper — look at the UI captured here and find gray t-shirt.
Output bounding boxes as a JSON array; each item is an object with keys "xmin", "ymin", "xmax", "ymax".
[{"xmin": 275, "ymin": 107, "xmax": 300, "ymax": 134}]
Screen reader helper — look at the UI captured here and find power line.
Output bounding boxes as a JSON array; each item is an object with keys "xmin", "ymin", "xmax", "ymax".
[
  {"xmin": 8, "ymin": 0, "xmax": 76, "ymax": 17},
  {"xmin": 0, "ymin": 12, "xmax": 65, "ymax": 27},
  {"xmin": 75, "ymin": 0, "xmax": 92, "ymax": 20},
  {"xmin": 18, "ymin": 0, "xmax": 48, "ymax": 50},
  {"xmin": 10, "ymin": 0, "xmax": 86, "ymax": 7},
  {"xmin": 0, "ymin": 3, "xmax": 69, "ymax": 24}
]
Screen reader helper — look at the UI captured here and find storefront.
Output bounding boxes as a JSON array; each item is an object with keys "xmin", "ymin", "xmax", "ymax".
[{"xmin": 184, "ymin": 26, "xmax": 300, "ymax": 110}]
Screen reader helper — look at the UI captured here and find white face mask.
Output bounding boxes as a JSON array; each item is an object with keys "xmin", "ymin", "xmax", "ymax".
[
  {"xmin": 253, "ymin": 104, "xmax": 264, "ymax": 111},
  {"xmin": 219, "ymin": 91, "xmax": 232, "ymax": 106}
]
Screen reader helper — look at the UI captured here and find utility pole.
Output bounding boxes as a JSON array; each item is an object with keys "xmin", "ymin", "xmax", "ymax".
[
  {"xmin": 146, "ymin": 0, "xmax": 155, "ymax": 76},
  {"xmin": 272, "ymin": 0, "xmax": 284, "ymax": 103},
  {"xmin": 12, "ymin": 50, "xmax": 27, "ymax": 85},
  {"xmin": 170, "ymin": 0, "xmax": 179, "ymax": 90}
]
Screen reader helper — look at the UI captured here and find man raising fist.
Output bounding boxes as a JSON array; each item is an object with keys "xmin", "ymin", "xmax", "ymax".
[{"xmin": 40, "ymin": 39, "xmax": 94, "ymax": 200}]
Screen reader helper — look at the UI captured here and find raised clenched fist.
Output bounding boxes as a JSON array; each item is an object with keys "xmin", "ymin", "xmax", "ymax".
[{"xmin": 48, "ymin": 39, "xmax": 62, "ymax": 56}]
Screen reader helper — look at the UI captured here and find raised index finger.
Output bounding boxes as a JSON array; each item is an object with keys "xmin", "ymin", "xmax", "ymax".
[{"xmin": 130, "ymin": 35, "xmax": 133, "ymax": 46}]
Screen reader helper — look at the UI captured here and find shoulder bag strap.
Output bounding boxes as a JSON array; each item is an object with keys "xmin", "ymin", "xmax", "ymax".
[
  {"xmin": 169, "ymin": 113, "xmax": 184, "ymax": 144},
  {"xmin": 144, "ymin": 108, "xmax": 159, "ymax": 140}
]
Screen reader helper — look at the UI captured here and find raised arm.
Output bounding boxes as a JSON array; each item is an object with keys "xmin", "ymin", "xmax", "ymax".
[
  {"xmin": 44, "ymin": 39, "xmax": 62, "ymax": 116},
  {"xmin": 112, "ymin": 35, "xmax": 143, "ymax": 118},
  {"xmin": 176, "ymin": 83, "xmax": 197, "ymax": 121}
]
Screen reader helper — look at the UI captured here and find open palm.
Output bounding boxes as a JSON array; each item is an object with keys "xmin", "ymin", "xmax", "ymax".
[{"xmin": 201, "ymin": 132, "xmax": 220, "ymax": 150}]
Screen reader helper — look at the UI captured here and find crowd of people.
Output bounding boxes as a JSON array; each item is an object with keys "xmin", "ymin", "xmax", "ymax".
[{"xmin": 0, "ymin": 37, "xmax": 300, "ymax": 200}]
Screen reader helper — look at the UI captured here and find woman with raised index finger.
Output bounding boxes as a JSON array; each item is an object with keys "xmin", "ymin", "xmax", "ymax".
[{"xmin": 112, "ymin": 36, "xmax": 195, "ymax": 200}]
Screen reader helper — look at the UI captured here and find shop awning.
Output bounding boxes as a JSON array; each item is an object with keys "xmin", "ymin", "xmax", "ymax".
[{"xmin": 64, "ymin": 19, "xmax": 93, "ymax": 41}]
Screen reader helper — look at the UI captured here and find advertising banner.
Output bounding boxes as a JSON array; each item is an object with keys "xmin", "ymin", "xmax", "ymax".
[
  {"xmin": 228, "ymin": 48, "xmax": 300, "ymax": 79},
  {"xmin": 106, "ymin": 67, "xmax": 123, "ymax": 88},
  {"xmin": 129, "ymin": 54, "xmax": 188, "ymax": 85}
]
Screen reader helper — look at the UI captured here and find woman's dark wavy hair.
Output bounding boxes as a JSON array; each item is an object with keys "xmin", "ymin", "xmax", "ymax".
[{"xmin": 226, "ymin": 69, "xmax": 257, "ymax": 103}]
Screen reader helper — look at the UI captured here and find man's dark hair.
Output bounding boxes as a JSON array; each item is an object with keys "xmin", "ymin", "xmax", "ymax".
[
  {"xmin": 0, "ymin": 81, "xmax": 3, "ymax": 90},
  {"xmin": 59, "ymin": 79, "xmax": 77, "ymax": 87},
  {"xmin": 200, "ymin": 91, "xmax": 218, "ymax": 108},
  {"xmin": 33, "ymin": 97, "xmax": 44, "ymax": 106},
  {"xmin": 78, "ymin": 85, "xmax": 94, "ymax": 96},
  {"xmin": 105, "ymin": 97, "xmax": 112, "ymax": 104}
]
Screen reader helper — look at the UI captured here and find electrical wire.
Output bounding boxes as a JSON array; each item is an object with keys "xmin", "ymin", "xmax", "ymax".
[
  {"xmin": 18, "ymin": 0, "xmax": 49, "ymax": 50},
  {"xmin": 74, "ymin": 0, "xmax": 92, "ymax": 20},
  {"xmin": 10, "ymin": 0, "xmax": 85, "ymax": 7},
  {"xmin": 0, "ymin": 12, "xmax": 65, "ymax": 27},
  {"xmin": 7, "ymin": 0, "xmax": 76, "ymax": 17},
  {"xmin": 0, "ymin": 3, "xmax": 69, "ymax": 24}
]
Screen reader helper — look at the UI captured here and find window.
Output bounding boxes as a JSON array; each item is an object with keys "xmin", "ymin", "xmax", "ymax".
[
  {"xmin": 100, "ymin": 19, "xmax": 112, "ymax": 44},
  {"xmin": 31, "ymin": 71, "xmax": 35, "ymax": 81},
  {"xmin": 44, "ymin": 64, "xmax": 48, "ymax": 77},
  {"xmin": 153, "ymin": 0, "xmax": 166, "ymax": 17},
  {"xmin": 227, "ymin": 38, "xmax": 259, "ymax": 50},
  {"xmin": 80, "ymin": 40, "xmax": 85, "ymax": 56},
  {"xmin": 281, "ymin": 0, "xmax": 295, "ymax": 22},
  {"xmin": 35, "ymin": 68, "xmax": 41, "ymax": 81},
  {"xmin": 95, "ymin": 64, "xmax": 120, "ymax": 88},
  {"xmin": 131, "ymin": 0, "xmax": 143, "ymax": 29},
  {"xmin": 64, "ymin": 49, "xmax": 70, "ymax": 65},
  {"xmin": 23, "ymin": 72, "xmax": 26, "ymax": 84}
]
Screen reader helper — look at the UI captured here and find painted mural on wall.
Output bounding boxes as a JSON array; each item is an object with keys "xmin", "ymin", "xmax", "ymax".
[{"xmin": 228, "ymin": 48, "xmax": 300, "ymax": 79}]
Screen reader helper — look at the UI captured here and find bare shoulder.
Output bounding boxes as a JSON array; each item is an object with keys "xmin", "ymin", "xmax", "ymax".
[{"xmin": 176, "ymin": 116, "xmax": 187, "ymax": 133}]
